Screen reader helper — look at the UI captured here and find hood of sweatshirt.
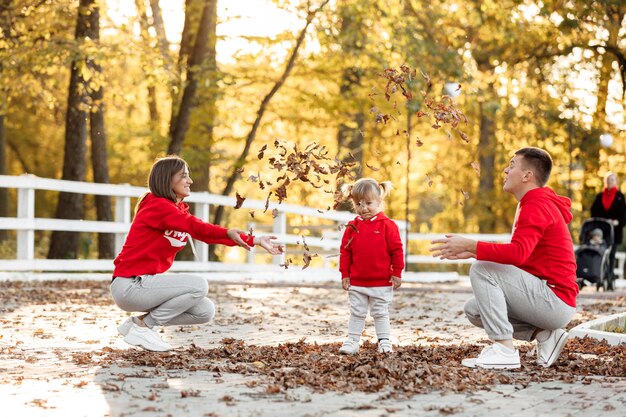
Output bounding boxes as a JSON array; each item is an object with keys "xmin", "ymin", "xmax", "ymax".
[
  {"xmin": 138, "ymin": 193, "xmax": 190, "ymax": 214},
  {"xmin": 354, "ymin": 212, "xmax": 389, "ymax": 224},
  {"xmin": 521, "ymin": 187, "xmax": 573, "ymax": 224}
]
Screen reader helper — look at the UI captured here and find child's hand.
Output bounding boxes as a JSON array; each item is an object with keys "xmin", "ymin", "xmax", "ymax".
[
  {"xmin": 254, "ymin": 235, "xmax": 284, "ymax": 255},
  {"xmin": 342, "ymin": 278, "xmax": 350, "ymax": 290},
  {"xmin": 390, "ymin": 276, "xmax": 401, "ymax": 289},
  {"xmin": 227, "ymin": 229, "xmax": 252, "ymax": 251}
]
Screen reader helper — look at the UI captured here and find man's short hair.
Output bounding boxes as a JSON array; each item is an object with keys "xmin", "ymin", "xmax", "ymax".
[{"xmin": 515, "ymin": 147, "xmax": 552, "ymax": 187}]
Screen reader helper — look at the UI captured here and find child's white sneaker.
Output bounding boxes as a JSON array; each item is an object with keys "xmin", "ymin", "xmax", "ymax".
[
  {"xmin": 339, "ymin": 339, "xmax": 359, "ymax": 355},
  {"xmin": 377, "ymin": 339, "xmax": 393, "ymax": 353}
]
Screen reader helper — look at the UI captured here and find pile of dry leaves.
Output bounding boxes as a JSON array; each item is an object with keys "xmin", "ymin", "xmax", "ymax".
[{"xmin": 81, "ymin": 337, "xmax": 625, "ymax": 397}]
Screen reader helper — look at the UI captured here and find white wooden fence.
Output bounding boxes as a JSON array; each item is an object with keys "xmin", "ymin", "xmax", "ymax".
[{"xmin": 5, "ymin": 174, "xmax": 621, "ymax": 279}]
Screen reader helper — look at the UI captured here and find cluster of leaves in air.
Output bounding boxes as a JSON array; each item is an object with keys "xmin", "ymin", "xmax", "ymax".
[
  {"xmin": 374, "ymin": 65, "xmax": 468, "ymax": 137},
  {"xmin": 235, "ymin": 140, "xmax": 357, "ymax": 214},
  {"xmin": 370, "ymin": 65, "xmax": 478, "ymax": 206},
  {"xmin": 234, "ymin": 141, "xmax": 357, "ymax": 269}
]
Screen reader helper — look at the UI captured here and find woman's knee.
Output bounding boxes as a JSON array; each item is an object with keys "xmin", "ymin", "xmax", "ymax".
[{"xmin": 183, "ymin": 275, "xmax": 209, "ymax": 299}]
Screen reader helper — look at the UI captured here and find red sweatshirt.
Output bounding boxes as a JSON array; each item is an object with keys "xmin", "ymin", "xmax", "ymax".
[
  {"xmin": 339, "ymin": 213, "xmax": 405, "ymax": 287},
  {"xmin": 476, "ymin": 187, "xmax": 578, "ymax": 307},
  {"xmin": 113, "ymin": 193, "xmax": 253, "ymax": 277}
]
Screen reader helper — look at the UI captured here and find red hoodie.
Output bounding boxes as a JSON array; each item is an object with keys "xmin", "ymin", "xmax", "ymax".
[
  {"xmin": 113, "ymin": 193, "xmax": 254, "ymax": 277},
  {"xmin": 339, "ymin": 213, "xmax": 404, "ymax": 287},
  {"xmin": 476, "ymin": 187, "xmax": 578, "ymax": 307}
]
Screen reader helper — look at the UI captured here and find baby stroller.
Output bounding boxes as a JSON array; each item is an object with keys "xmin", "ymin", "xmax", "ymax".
[{"xmin": 575, "ymin": 218, "xmax": 615, "ymax": 291}]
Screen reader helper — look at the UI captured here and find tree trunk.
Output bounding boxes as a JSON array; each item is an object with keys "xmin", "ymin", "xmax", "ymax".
[
  {"xmin": 149, "ymin": 0, "xmax": 172, "ymax": 69},
  {"xmin": 211, "ymin": 0, "xmax": 329, "ymax": 230},
  {"xmin": 87, "ymin": 9, "xmax": 114, "ymax": 259},
  {"xmin": 335, "ymin": 8, "xmax": 365, "ymax": 171},
  {"xmin": 0, "ymin": 0, "xmax": 11, "ymax": 241},
  {"xmin": 0, "ymin": 115, "xmax": 7, "ymax": 241},
  {"xmin": 187, "ymin": 0, "xmax": 217, "ymax": 193},
  {"xmin": 148, "ymin": 0, "xmax": 176, "ymax": 105},
  {"xmin": 135, "ymin": 0, "xmax": 160, "ymax": 127},
  {"xmin": 477, "ymin": 90, "xmax": 497, "ymax": 233},
  {"xmin": 167, "ymin": 0, "xmax": 215, "ymax": 155},
  {"xmin": 48, "ymin": 0, "xmax": 96, "ymax": 259}
]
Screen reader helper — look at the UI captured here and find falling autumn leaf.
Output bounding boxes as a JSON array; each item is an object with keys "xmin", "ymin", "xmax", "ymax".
[
  {"xmin": 470, "ymin": 162, "xmax": 481, "ymax": 177},
  {"xmin": 257, "ymin": 144, "xmax": 267, "ymax": 159},
  {"xmin": 426, "ymin": 174, "xmax": 434, "ymax": 187},
  {"xmin": 234, "ymin": 192, "xmax": 246, "ymax": 209}
]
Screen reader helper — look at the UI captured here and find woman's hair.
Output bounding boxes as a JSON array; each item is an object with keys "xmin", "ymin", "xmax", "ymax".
[
  {"xmin": 604, "ymin": 171, "xmax": 618, "ymax": 188},
  {"xmin": 339, "ymin": 178, "xmax": 393, "ymax": 210},
  {"xmin": 148, "ymin": 155, "xmax": 189, "ymax": 203}
]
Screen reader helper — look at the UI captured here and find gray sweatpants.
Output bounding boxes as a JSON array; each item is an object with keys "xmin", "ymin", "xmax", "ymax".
[
  {"xmin": 110, "ymin": 274, "xmax": 215, "ymax": 328},
  {"xmin": 346, "ymin": 285, "xmax": 393, "ymax": 341},
  {"xmin": 464, "ymin": 261, "xmax": 576, "ymax": 341}
]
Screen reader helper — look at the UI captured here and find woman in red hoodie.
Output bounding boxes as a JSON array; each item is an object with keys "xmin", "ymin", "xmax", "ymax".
[
  {"xmin": 337, "ymin": 178, "xmax": 404, "ymax": 355},
  {"xmin": 431, "ymin": 148, "xmax": 578, "ymax": 370},
  {"xmin": 111, "ymin": 156, "xmax": 283, "ymax": 352}
]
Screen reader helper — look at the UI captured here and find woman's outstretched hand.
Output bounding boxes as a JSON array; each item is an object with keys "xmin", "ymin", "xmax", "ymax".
[
  {"xmin": 226, "ymin": 228, "xmax": 253, "ymax": 251},
  {"xmin": 255, "ymin": 235, "xmax": 284, "ymax": 255}
]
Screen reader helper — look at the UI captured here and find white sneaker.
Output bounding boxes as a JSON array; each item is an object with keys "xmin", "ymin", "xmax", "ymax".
[
  {"xmin": 117, "ymin": 317, "xmax": 134, "ymax": 336},
  {"xmin": 123, "ymin": 323, "xmax": 172, "ymax": 352},
  {"xmin": 377, "ymin": 339, "xmax": 393, "ymax": 353},
  {"xmin": 537, "ymin": 329, "xmax": 569, "ymax": 368},
  {"xmin": 462, "ymin": 343, "xmax": 520, "ymax": 369},
  {"xmin": 339, "ymin": 339, "xmax": 359, "ymax": 355}
]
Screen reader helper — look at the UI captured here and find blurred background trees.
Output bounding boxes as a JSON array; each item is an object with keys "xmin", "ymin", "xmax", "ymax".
[{"xmin": 0, "ymin": 0, "xmax": 624, "ymax": 263}]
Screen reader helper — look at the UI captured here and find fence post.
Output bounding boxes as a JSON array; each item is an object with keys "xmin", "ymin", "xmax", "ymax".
[
  {"xmin": 115, "ymin": 196, "xmax": 131, "ymax": 255},
  {"xmin": 273, "ymin": 210, "xmax": 287, "ymax": 265},
  {"xmin": 17, "ymin": 186, "xmax": 35, "ymax": 260},
  {"xmin": 194, "ymin": 201, "xmax": 210, "ymax": 262}
]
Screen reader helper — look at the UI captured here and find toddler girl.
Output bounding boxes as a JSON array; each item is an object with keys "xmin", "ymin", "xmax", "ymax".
[{"xmin": 338, "ymin": 178, "xmax": 404, "ymax": 354}]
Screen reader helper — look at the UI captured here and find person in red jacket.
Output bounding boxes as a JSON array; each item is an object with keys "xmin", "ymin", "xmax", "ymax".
[
  {"xmin": 111, "ymin": 156, "xmax": 283, "ymax": 352},
  {"xmin": 430, "ymin": 147, "xmax": 578, "ymax": 369},
  {"xmin": 338, "ymin": 178, "xmax": 404, "ymax": 355}
]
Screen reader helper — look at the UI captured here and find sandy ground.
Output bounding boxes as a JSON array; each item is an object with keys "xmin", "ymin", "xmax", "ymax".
[{"xmin": 1, "ymin": 276, "xmax": 625, "ymax": 417}]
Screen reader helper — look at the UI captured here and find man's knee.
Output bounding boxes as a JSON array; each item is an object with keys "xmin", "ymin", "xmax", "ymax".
[
  {"xmin": 469, "ymin": 260, "xmax": 497, "ymax": 287},
  {"xmin": 463, "ymin": 297, "xmax": 484, "ymax": 328},
  {"xmin": 196, "ymin": 298, "xmax": 215, "ymax": 324}
]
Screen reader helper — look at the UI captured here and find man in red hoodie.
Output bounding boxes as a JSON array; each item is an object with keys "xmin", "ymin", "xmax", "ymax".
[{"xmin": 430, "ymin": 147, "xmax": 578, "ymax": 369}]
